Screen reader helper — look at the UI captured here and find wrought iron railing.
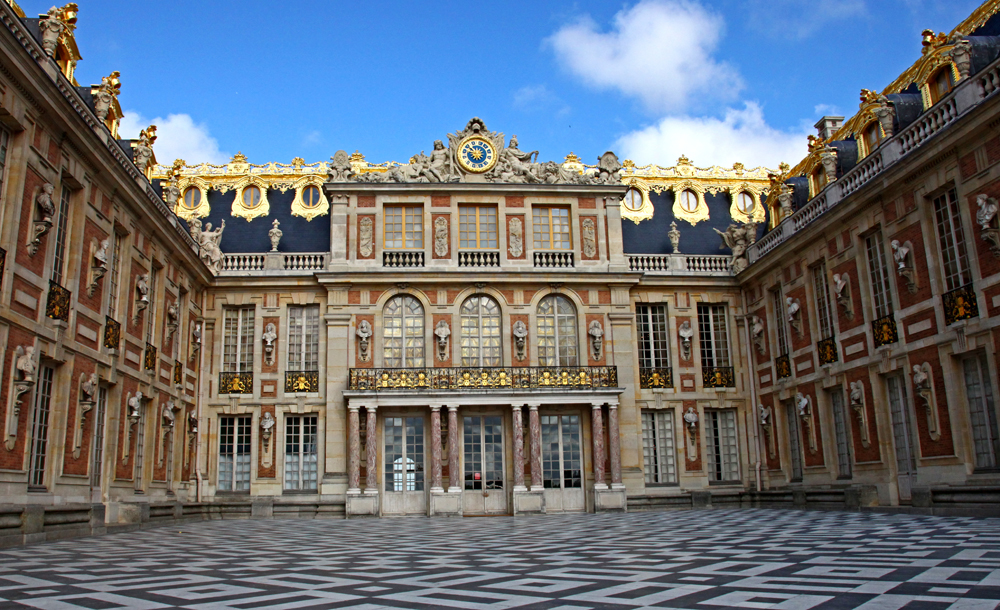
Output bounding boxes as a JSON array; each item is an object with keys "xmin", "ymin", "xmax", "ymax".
[
  {"xmin": 349, "ymin": 366, "xmax": 618, "ymax": 391},
  {"xmin": 702, "ymin": 366, "xmax": 735, "ymax": 388},
  {"xmin": 285, "ymin": 371, "xmax": 320, "ymax": 393},
  {"xmin": 458, "ymin": 251, "xmax": 500, "ymax": 267},
  {"xmin": 144, "ymin": 343, "xmax": 157, "ymax": 372},
  {"xmin": 872, "ymin": 314, "xmax": 898, "ymax": 348},
  {"xmin": 104, "ymin": 316, "xmax": 121, "ymax": 350},
  {"xmin": 775, "ymin": 354, "xmax": 792, "ymax": 380},
  {"xmin": 383, "ymin": 251, "xmax": 424, "ymax": 267},
  {"xmin": 534, "ymin": 251, "xmax": 574, "ymax": 268},
  {"xmin": 817, "ymin": 337, "xmax": 839, "ymax": 365},
  {"xmin": 943, "ymin": 283, "xmax": 979, "ymax": 326},
  {"xmin": 639, "ymin": 367, "xmax": 673, "ymax": 389},
  {"xmin": 45, "ymin": 280, "xmax": 70, "ymax": 322},
  {"xmin": 174, "ymin": 360, "xmax": 183, "ymax": 386},
  {"xmin": 220, "ymin": 371, "xmax": 253, "ymax": 394}
]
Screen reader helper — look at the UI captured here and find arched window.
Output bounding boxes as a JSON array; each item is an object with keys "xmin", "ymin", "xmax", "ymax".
[
  {"xmin": 537, "ymin": 295, "xmax": 578, "ymax": 366},
  {"xmin": 242, "ymin": 185, "xmax": 262, "ymax": 209},
  {"xmin": 383, "ymin": 295, "xmax": 424, "ymax": 367},
  {"xmin": 679, "ymin": 190, "xmax": 699, "ymax": 213},
  {"xmin": 862, "ymin": 121, "xmax": 882, "ymax": 155},
  {"xmin": 929, "ymin": 67, "xmax": 954, "ymax": 105},
  {"xmin": 182, "ymin": 187, "xmax": 201, "ymax": 210},
  {"xmin": 461, "ymin": 295, "xmax": 501, "ymax": 366}
]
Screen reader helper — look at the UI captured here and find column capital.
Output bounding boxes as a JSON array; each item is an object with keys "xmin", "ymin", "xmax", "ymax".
[
  {"xmin": 608, "ymin": 401, "xmax": 620, "ymax": 409},
  {"xmin": 447, "ymin": 404, "xmax": 460, "ymax": 412},
  {"xmin": 348, "ymin": 404, "xmax": 360, "ymax": 413},
  {"xmin": 510, "ymin": 403, "xmax": 526, "ymax": 410},
  {"xmin": 526, "ymin": 402, "xmax": 541, "ymax": 410},
  {"xmin": 590, "ymin": 401, "xmax": 605, "ymax": 409},
  {"xmin": 429, "ymin": 404, "xmax": 442, "ymax": 412}
]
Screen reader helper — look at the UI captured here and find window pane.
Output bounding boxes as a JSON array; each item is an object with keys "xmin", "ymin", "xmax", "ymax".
[
  {"xmin": 537, "ymin": 295, "xmax": 576, "ymax": 366},
  {"xmin": 866, "ymin": 232, "xmax": 893, "ymax": 318},
  {"xmin": 934, "ymin": 189, "xmax": 970, "ymax": 291},
  {"xmin": 636, "ymin": 304, "xmax": 669, "ymax": 369},
  {"xmin": 642, "ymin": 410, "xmax": 676, "ymax": 484},
  {"xmin": 383, "ymin": 296, "xmax": 424, "ymax": 367}
]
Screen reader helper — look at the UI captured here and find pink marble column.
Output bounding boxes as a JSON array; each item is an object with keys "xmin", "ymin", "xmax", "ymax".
[
  {"xmin": 430, "ymin": 405, "xmax": 443, "ymax": 491},
  {"xmin": 364, "ymin": 405, "xmax": 378, "ymax": 493},
  {"xmin": 512, "ymin": 404, "xmax": 525, "ymax": 490},
  {"xmin": 608, "ymin": 402, "xmax": 623, "ymax": 487},
  {"xmin": 347, "ymin": 405, "xmax": 361, "ymax": 493},
  {"xmin": 591, "ymin": 402, "xmax": 606, "ymax": 489},
  {"xmin": 447, "ymin": 405, "xmax": 461, "ymax": 492},
  {"xmin": 528, "ymin": 404, "xmax": 543, "ymax": 490}
]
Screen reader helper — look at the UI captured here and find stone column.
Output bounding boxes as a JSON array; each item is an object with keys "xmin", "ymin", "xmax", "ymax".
[
  {"xmin": 364, "ymin": 405, "xmax": 378, "ymax": 494},
  {"xmin": 430, "ymin": 405, "xmax": 443, "ymax": 492},
  {"xmin": 592, "ymin": 402, "xmax": 607, "ymax": 490},
  {"xmin": 347, "ymin": 404, "xmax": 361, "ymax": 494},
  {"xmin": 528, "ymin": 403, "xmax": 543, "ymax": 491},
  {"xmin": 447, "ymin": 405, "xmax": 461, "ymax": 492},
  {"xmin": 512, "ymin": 404, "xmax": 525, "ymax": 491},
  {"xmin": 608, "ymin": 401, "xmax": 623, "ymax": 488}
]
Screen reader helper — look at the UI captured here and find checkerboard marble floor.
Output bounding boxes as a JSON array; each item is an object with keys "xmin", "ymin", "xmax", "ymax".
[{"xmin": 0, "ymin": 509, "xmax": 999, "ymax": 609}]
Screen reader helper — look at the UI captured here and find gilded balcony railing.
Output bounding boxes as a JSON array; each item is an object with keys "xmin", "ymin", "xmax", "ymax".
[
  {"xmin": 349, "ymin": 366, "xmax": 618, "ymax": 392},
  {"xmin": 639, "ymin": 367, "xmax": 673, "ymax": 389},
  {"xmin": 702, "ymin": 366, "xmax": 735, "ymax": 388},
  {"xmin": 103, "ymin": 316, "xmax": 121, "ymax": 350},
  {"xmin": 817, "ymin": 337, "xmax": 838, "ymax": 365},
  {"xmin": 775, "ymin": 354, "xmax": 792, "ymax": 380},
  {"xmin": 872, "ymin": 314, "xmax": 898, "ymax": 348},
  {"xmin": 285, "ymin": 371, "xmax": 320, "ymax": 393},
  {"xmin": 943, "ymin": 283, "xmax": 979, "ymax": 326},
  {"xmin": 144, "ymin": 343, "xmax": 157, "ymax": 372},
  {"xmin": 174, "ymin": 360, "xmax": 183, "ymax": 386},
  {"xmin": 220, "ymin": 371, "xmax": 253, "ymax": 394},
  {"xmin": 45, "ymin": 280, "xmax": 70, "ymax": 322}
]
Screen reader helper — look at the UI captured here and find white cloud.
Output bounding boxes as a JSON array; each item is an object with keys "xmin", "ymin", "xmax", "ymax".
[
  {"xmin": 547, "ymin": 0, "xmax": 743, "ymax": 113},
  {"xmin": 512, "ymin": 84, "xmax": 572, "ymax": 117},
  {"xmin": 119, "ymin": 111, "xmax": 227, "ymax": 165},
  {"xmin": 747, "ymin": 0, "xmax": 866, "ymax": 39},
  {"xmin": 616, "ymin": 102, "xmax": 809, "ymax": 169}
]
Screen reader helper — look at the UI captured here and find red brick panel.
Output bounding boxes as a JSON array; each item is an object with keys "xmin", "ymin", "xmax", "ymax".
[
  {"xmin": 76, "ymin": 315, "xmax": 100, "ymax": 351},
  {"xmin": 794, "ymin": 353, "xmax": 814, "ymax": 377},
  {"xmin": 841, "ymin": 333, "xmax": 869, "ymax": 364},
  {"xmin": 907, "ymin": 346, "xmax": 955, "ymax": 458},
  {"xmin": 9, "ymin": 276, "xmax": 41, "ymax": 320},
  {"xmin": 585, "ymin": 313, "xmax": 606, "ymax": 366},
  {"xmin": 960, "ymin": 151, "xmax": 978, "ymax": 179},
  {"xmin": 578, "ymin": 196, "xmax": 597, "ymax": 209},
  {"xmin": 902, "ymin": 309, "xmax": 938, "ymax": 343},
  {"xmin": 506, "ymin": 196, "xmax": 524, "ymax": 208},
  {"xmin": 431, "ymin": 195, "xmax": 450, "ymax": 208},
  {"xmin": 357, "ymin": 195, "xmax": 375, "ymax": 208}
]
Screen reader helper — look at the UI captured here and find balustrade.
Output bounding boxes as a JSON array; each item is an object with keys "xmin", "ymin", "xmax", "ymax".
[{"xmin": 533, "ymin": 251, "xmax": 574, "ymax": 268}]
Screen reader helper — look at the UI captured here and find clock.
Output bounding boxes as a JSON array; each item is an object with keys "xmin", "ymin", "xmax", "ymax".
[{"xmin": 457, "ymin": 136, "xmax": 498, "ymax": 173}]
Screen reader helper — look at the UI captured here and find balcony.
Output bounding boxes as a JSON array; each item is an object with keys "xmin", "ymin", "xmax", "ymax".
[
  {"xmin": 383, "ymin": 251, "xmax": 424, "ymax": 268},
  {"xmin": 220, "ymin": 252, "xmax": 327, "ymax": 276},
  {"xmin": 817, "ymin": 337, "xmax": 838, "ymax": 365},
  {"xmin": 702, "ymin": 366, "xmax": 735, "ymax": 388},
  {"xmin": 144, "ymin": 343, "xmax": 157, "ymax": 372},
  {"xmin": 534, "ymin": 251, "xmax": 574, "ymax": 268},
  {"xmin": 943, "ymin": 283, "xmax": 979, "ymax": 326},
  {"xmin": 45, "ymin": 280, "xmax": 70, "ymax": 322},
  {"xmin": 174, "ymin": 360, "xmax": 183, "ymax": 386},
  {"xmin": 639, "ymin": 367, "xmax": 673, "ymax": 389},
  {"xmin": 349, "ymin": 366, "xmax": 618, "ymax": 392},
  {"xmin": 220, "ymin": 371, "xmax": 253, "ymax": 394},
  {"xmin": 458, "ymin": 251, "xmax": 500, "ymax": 267},
  {"xmin": 628, "ymin": 254, "xmax": 731, "ymax": 275},
  {"xmin": 872, "ymin": 314, "xmax": 898, "ymax": 348},
  {"xmin": 285, "ymin": 371, "xmax": 320, "ymax": 393},
  {"xmin": 775, "ymin": 354, "xmax": 792, "ymax": 379},
  {"xmin": 103, "ymin": 316, "xmax": 121, "ymax": 350}
]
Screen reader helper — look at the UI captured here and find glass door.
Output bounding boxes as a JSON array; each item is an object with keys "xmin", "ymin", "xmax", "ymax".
[
  {"xmin": 462, "ymin": 415, "xmax": 507, "ymax": 515},
  {"xmin": 887, "ymin": 375, "xmax": 917, "ymax": 501},
  {"xmin": 541, "ymin": 414, "xmax": 585, "ymax": 512},
  {"xmin": 382, "ymin": 416, "xmax": 426, "ymax": 515}
]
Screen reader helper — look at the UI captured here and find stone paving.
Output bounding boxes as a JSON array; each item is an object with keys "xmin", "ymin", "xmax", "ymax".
[{"xmin": 0, "ymin": 509, "xmax": 999, "ymax": 609}]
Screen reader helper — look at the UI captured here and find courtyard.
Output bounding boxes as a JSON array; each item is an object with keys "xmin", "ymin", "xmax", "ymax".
[{"xmin": 0, "ymin": 510, "xmax": 997, "ymax": 609}]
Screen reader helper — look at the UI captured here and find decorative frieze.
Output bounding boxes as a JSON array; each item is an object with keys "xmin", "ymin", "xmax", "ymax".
[{"xmin": 349, "ymin": 366, "xmax": 618, "ymax": 392}]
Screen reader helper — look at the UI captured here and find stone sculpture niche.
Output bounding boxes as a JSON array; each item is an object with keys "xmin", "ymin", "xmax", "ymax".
[
  {"xmin": 891, "ymin": 239, "xmax": 917, "ymax": 293},
  {"xmin": 261, "ymin": 412, "xmax": 276, "ymax": 468},
  {"xmin": 751, "ymin": 316, "xmax": 766, "ymax": 356},
  {"xmin": 165, "ymin": 303, "xmax": 179, "ymax": 344},
  {"xmin": 27, "ymin": 183, "xmax": 55, "ymax": 257},
  {"xmin": 759, "ymin": 404, "xmax": 775, "ymax": 459},
  {"xmin": 588, "ymin": 320, "xmax": 604, "ymax": 361},
  {"xmin": 6, "ymin": 346, "xmax": 36, "ymax": 451},
  {"xmin": 796, "ymin": 392, "xmax": 817, "ymax": 453},
  {"xmin": 786, "ymin": 297, "xmax": 802, "ymax": 336},
  {"xmin": 512, "ymin": 320, "xmax": 528, "ymax": 362},
  {"xmin": 976, "ymin": 194, "xmax": 1000, "ymax": 258},
  {"xmin": 833, "ymin": 273, "xmax": 853, "ymax": 319},
  {"xmin": 683, "ymin": 407, "xmax": 699, "ymax": 462},
  {"xmin": 122, "ymin": 391, "xmax": 143, "ymax": 465},
  {"xmin": 435, "ymin": 320, "xmax": 451, "ymax": 362},
  {"xmin": 434, "ymin": 217, "xmax": 449, "ymax": 257},
  {"xmin": 132, "ymin": 273, "xmax": 150, "ymax": 325},
  {"xmin": 678, "ymin": 321, "xmax": 694, "ymax": 361},
  {"xmin": 912, "ymin": 363, "xmax": 939, "ymax": 440},
  {"xmin": 262, "ymin": 323, "xmax": 277, "ymax": 366},
  {"xmin": 356, "ymin": 320, "xmax": 373, "ymax": 362},
  {"xmin": 848, "ymin": 380, "xmax": 870, "ymax": 448},
  {"xmin": 72, "ymin": 373, "xmax": 98, "ymax": 459},
  {"xmin": 190, "ymin": 322, "xmax": 202, "ymax": 362},
  {"xmin": 508, "ymin": 218, "xmax": 524, "ymax": 258},
  {"xmin": 87, "ymin": 238, "xmax": 110, "ymax": 297}
]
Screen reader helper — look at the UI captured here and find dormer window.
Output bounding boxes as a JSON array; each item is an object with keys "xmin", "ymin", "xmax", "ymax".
[
  {"xmin": 623, "ymin": 187, "xmax": 642, "ymax": 212},
  {"xmin": 811, "ymin": 167, "xmax": 828, "ymax": 196},
  {"xmin": 302, "ymin": 185, "xmax": 321, "ymax": 209},
  {"xmin": 929, "ymin": 67, "xmax": 955, "ymax": 105},
  {"xmin": 679, "ymin": 190, "xmax": 698, "ymax": 213},
  {"xmin": 863, "ymin": 121, "xmax": 882, "ymax": 155},
  {"xmin": 736, "ymin": 192, "xmax": 755, "ymax": 215},
  {"xmin": 242, "ymin": 185, "xmax": 262, "ymax": 209},
  {"xmin": 182, "ymin": 187, "xmax": 201, "ymax": 210}
]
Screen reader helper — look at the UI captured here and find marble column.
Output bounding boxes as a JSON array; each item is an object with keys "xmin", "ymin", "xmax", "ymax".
[
  {"xmin": 364, "ymin": 405, "xmax": 378, "ymax": 494},
  {"xmin": 430, "ymin": 405, "xmax": 443, "ymax": 492},
  {"xmin": 512, "ymin": 404, "xmax": 525, "ymax": 491},
  {"xmin": 592, "ymin": 402, "xmax": 607, "ymax": 490},
  {"xmin": 528, "ymin": 403, "xmax": 543, "ymax": 491},
  {"xmin": 347, "ymin": 404, "xmax": 361, "ymax": 494},
  {"xmin": 447, "ymin": 405, "xmax": 461, "ymax": 492},
  {"xmin": 608, "ymin": 402, "xmax": 623, "ymax": 488}
]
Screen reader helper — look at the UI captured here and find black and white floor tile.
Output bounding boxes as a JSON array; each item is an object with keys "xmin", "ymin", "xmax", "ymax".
[{"xmin": 0, "ymin": 509, "xmax": 998, "ymax": 609}]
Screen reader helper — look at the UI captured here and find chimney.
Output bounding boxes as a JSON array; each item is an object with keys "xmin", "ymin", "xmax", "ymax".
[{"xmin": 814, "ymin": 116, "xmax": 844, "ymax": 141}]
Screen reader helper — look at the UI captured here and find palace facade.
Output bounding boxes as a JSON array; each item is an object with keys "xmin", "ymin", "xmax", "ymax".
[{"xmin": 0, "ymin": 0, "xmax": 997, "ymax": 534}]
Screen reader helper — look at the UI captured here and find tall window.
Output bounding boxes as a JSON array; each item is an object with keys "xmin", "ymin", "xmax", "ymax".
[
  {"xmin": 383, "ymin": 295, "xmax": 424, "ymax": 367},
  {"xmin": 929, "ymin": 67, "xmax": 954, "ymax": 105},
  {"xmin": 287, "ymin": 306, "xmax": 320, "ymax": 372},
  {"xmin": 831, "ymin": 388, "xmax": 853, "ymax": 478},
  {"xmin": 460, "ymin": 295, "xmax": 501, "ymax": 366},
  {"xmin": 133, "ymin": 401, "xmax": 146, "ymax": 490},
  {"xmin": 106, "ymin": 231, "xmax": 123, "ymax": 320},
  {"xmin": 90, "ymin": 386, "xmax": 108, "ymax": 489},
  {"xmin": 963, "ymin": 355, "xmax": 1000, "ymax": 470},
  {"xmin": 384, "ymin": 206, "xmax": 423, "ymax": 249},
  {"xmin": 706, "ymin": 410, "xmax": 739, "ymax": 482},
  {"xmin": 219, "ymin": 415, "xmax": 251, "ymax": 492},
  {"xmin": 537, "ymin": 295, "xmax": 578, "ymax": 366},
  {"xmin": 532, "ymin": 207, "xmax": 571, "ymax": 250},
  {"xmin": 459, "ymin": 206, "xmax": 498, "ymax": 249},
  {"xmin": 934, "ymin": 189, "xmax": 971, "ymax": 291},
  {"xmin": 223, "ymin": 307, "xmax": 255, "ymax": 373},
  {"xmin": 51, "ymin": 185, "xmax": 71, "ymax": 285},
  {"xmin": 786, "ymin": 401, "xmax": 803, "ymax": 481},
  {"xmin": 636, "ymin": 304, "xmax": 670, "ymax": 370},
  {"xmin": 28, "ymin": 365, "xmax": 55, "ymax": 487},
  {"xmin": 642, "ymin": 410, "xmax": 677, "ymax": 484},
  {"xmin": 285, "ymin": 415, "xmax": 318, "ymax": 491},
  {"xmin": 813, "ymin": 264, "xmax": 835, "ymax": 340},
  {"xmin": 697, "ymin": 304, "xmax": 730, "ymax": 367},
  {"xmin": 0, "ymin": 127, "xmax": 9, "ymax": 198},
  {"xmin": 144, "ymin": 269, "xmax": 158, "ymax": 345},
  {"xmin": 772, "ymin": 289, "xmax": 789, "ymax": 356},
  {"xmin": 865, "ymin": 231, "xmax": 893, "ymax": 319}
]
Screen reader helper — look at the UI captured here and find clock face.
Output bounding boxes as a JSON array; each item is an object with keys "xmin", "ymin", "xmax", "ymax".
[{"xmin": 458, "ymin": 136, "xmax": 498, "ymax": 173}]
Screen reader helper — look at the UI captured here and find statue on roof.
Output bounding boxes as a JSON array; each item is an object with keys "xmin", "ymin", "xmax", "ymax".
[
  {"xmin": 328, "ymin": 150, "xmax": 355, "ymax": 182},
  {"xmin": 714, "ymin": 223, "xmax": 751, "ymax": 274},
  {"xmin": 39, "ymin": 4, "xmax": 77, "ymax": 57},
  {"xmin": 133, "ymin": 125, "xmax": 157, "ymax": 174},
  {"xmin": 949, "ymin": 36, "xmax": 973, "ymax": 79},
  {"xmin": 92, "ymin": 71, "xmax": 121, "ymax": 123}
]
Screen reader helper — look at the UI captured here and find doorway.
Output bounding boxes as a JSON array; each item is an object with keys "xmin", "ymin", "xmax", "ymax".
[
  {"xmin": 886, "ymin": 375, "xmax": 917, "ymax": 502},
  {"xmin": 382, "ymin": 416, "xmax": 427, "ymax": 515},
  {"xmin": 541, "ymin": 414, "xmax": 585, "ymax": 512},
  {"xmin": 462, "ymin": 415, "xmax": 508, "ymax": 515}
]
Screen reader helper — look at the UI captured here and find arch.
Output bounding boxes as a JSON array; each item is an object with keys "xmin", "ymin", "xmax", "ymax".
[
  {"xmin": 460, "ymin": 294, "xmax": 502, "ymax": 366},
  {"xmin": 383, "ymin": 295, "xmax": 425, "ymax": 367},
  {"xmin": 536, "ymin": 294, "xmax": 579, "ymax": 367}
]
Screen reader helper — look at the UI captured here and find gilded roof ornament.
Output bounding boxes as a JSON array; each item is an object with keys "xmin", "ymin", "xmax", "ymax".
[
  {"xmin": 91, "ymin": 71, "xmax": 122, "ymax": 135},
  {"xmin": 921, "ymin": 29, "xmax": 949, "ymax": 54},
  {"xmin": 133, "ymin": 125, "xmax": 157, "ymax": 177}
]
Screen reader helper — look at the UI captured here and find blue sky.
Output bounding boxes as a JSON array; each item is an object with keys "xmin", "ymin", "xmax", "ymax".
[{"xmin": 47, "ymin": 0, "xmax": 982, "ymax": 170}]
